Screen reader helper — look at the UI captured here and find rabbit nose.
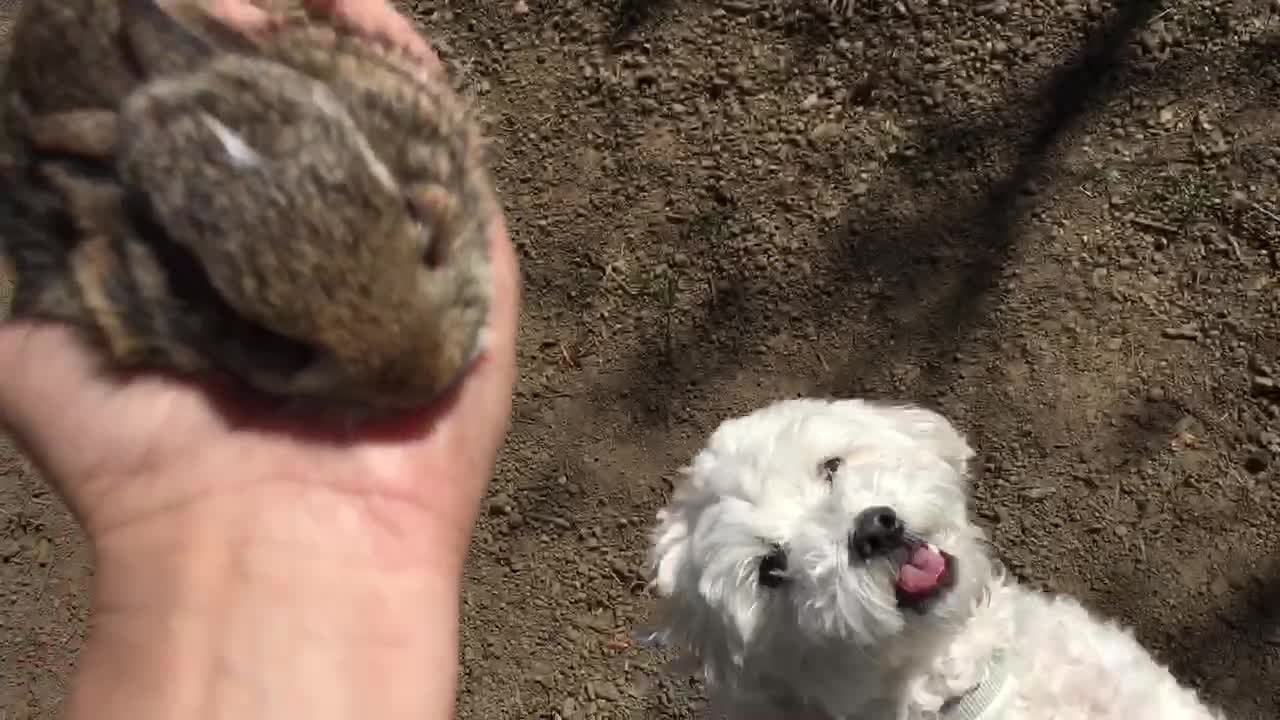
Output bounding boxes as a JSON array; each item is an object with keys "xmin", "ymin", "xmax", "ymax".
[{"xmin": 849, "ymin": 506, "xmax": 905, "ymax": 560}]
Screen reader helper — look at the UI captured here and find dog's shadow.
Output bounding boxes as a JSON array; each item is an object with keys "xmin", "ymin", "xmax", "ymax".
[{"xmin": 1161, "ymin": 549, "xmax": 1280, "ymax": 708}]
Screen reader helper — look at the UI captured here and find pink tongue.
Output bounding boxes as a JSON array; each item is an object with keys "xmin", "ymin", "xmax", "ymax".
[{"xmin": 897, "ymin": 545, "xmax": 946, "ymax": 594}]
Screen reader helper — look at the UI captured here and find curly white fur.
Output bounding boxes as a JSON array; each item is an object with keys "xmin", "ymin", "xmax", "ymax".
[{"xmin": 646, "ymin": 397, "xmax": 1229, "ymax": 720}]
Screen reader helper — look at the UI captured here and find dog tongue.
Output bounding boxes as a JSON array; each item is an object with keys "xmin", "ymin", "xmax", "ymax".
[{"xmin": 897, "ymin": 544, "xmax": 946, "ymax": 594}]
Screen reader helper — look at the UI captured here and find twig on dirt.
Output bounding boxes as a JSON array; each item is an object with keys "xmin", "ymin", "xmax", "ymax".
[
  {"xmin": 526, "ymin": 512, "xmax": 571, "ymax": 530},
  {"xmin": 32, "ymin": 560, "xmax": 54, "ymax": 606},
  {"xmin": 1225, "ymin": 233, "xmax": 1243, "ymax": 261},
  {"xmin": 1130, "ymin": 215, "xmax": 1179, "ymax": 234},
  {"xmin": 601, "ymin": 262, "xmax": 636, "ymax": 295},
  {"xmin": 559, "ymin": 342, "xmax": 578, "ymax": 369},
  {"xmin": 1251, "ymin": 202, "xmax": 1280, "ymax": 223}
]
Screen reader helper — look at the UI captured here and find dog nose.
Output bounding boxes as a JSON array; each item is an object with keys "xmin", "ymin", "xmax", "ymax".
[{"xmin": 849, "ymin": 506, "xmax": 905, "ymax": 559}]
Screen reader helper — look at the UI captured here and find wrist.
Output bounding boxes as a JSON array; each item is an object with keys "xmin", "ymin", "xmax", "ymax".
[{"xmin": 72, "ymin": 479, "xmax": 467, "ymax": 720}]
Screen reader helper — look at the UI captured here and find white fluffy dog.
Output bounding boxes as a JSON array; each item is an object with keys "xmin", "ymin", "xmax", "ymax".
[{"xmin": 645, "ymin": 397, "xmax": 1228, "ymax": 720}]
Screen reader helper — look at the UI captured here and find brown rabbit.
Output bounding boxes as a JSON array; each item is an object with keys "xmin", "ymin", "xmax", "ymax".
[{"xmin": 0, "ymin": 0, "xmax": 498, "ymax": 418}]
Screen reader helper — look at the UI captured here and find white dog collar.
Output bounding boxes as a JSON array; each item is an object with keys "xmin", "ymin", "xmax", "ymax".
[{"xmin": 939, "ymin": 650, "xmax": 1014, "ymax": 720}]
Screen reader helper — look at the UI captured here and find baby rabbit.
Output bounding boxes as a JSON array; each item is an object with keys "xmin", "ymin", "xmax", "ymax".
[{"xmin": 0, "ymin": 0, "xmax": 499, "ymax": 418}]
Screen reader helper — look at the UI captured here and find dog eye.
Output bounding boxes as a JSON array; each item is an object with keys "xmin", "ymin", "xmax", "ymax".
[
  {"xmin": 758, "ymin": 547, "xmax": 788, "ymax": 588},
  {"xmin": 819, "ymin": 456, "xmax": 842, "ymax": 483}
]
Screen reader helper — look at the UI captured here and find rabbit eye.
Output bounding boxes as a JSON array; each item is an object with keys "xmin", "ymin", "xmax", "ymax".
[
  {"xmin": 405, "ymin": 199, "xmax": 445, "ymax": 269},
  {"xmin": 418, "ymin": 224, "xmax": 444, "ymax": 269},
  {"xmin": 758, "ymin": 546, "xmax": 788, "ymax": 588},
  {"xmin": 820, "ymin": 456, "xmax": 842, "ymax": 483}
]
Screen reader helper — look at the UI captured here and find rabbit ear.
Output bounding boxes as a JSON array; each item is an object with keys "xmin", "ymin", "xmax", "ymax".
[
  {"xmin": 120, "ymin": 0, "xmax": 260, "ymax": 78},
  {"xmin": 0, "ymin": 172, "xmax": 93, "ymax": 324},
  {"xmin": 27, "ymin": 110, "xmax": 119, "ymax": 160}
]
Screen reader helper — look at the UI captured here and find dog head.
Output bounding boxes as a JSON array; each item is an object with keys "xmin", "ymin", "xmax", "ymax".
[{"xmin": 647, "ymin": 397, "xmax": 991, "ymax": 704}]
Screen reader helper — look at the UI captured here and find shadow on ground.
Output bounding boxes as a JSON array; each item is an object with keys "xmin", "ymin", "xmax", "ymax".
[
  {"xmin": 1174, "ymin": 565, "xmax": 1280, "ymax": 709},
  {"xmin": 602, "ymin": 0, "xmax": 1171, "ymax": 426},
  {"xmin": 606, "ymin": 0, "xmax": 677, "ymax": 49}
]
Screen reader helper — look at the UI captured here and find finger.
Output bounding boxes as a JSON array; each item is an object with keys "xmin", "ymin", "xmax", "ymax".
[
  {"xmin": 303, "ymin": 0, "xmax": 443, "ymax": 74},
  {"xmin": 205, "ymin": 0, "xmax": 273, "ymax": 29},
  {"xmin": 327, "ymin": 218, "xmax": 518, "ymax": 528},
  {"xmin": 419, "ymin": 217, "xmax": 520, "ymax": 461},
  {"xmin": 477, "ymin": 215, "xmax": 522, "ymax": 407},
  {"xmin": 387, "ymin": 218, "xmax": 519, "ymax": 536}
]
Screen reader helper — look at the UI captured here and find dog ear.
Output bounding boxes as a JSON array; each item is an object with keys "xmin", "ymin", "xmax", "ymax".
[
  {"xmin": 647, "ymin": 465, "xmax": 767, "ymax": 686},
  {"xmin": 645, "ymin": 499, "xmax": 720, "ymax": 672},
  {"xmin": 867, "ymin": 402, "xmax": 976, "ymax": 477},
  {"xmin": 648, "ymin": 502, "xmax": 691, "ymax": 600}
]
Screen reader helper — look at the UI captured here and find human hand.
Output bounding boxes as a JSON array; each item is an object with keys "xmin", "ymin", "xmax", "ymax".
[
  {"xmin": 0, "ymin": 0, "xmax": 518, "ymax": 569},
  {"xmin": 0, "ymin": 2, "xmax": 519, "ymax": 718}
]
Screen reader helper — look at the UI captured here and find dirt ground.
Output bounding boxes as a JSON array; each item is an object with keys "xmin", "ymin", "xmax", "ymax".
[{"xmin": 2, "ymin": 0, "xmax": 1279, "ymax": 717}]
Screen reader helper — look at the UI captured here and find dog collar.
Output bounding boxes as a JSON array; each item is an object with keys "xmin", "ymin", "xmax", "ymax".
[{"xmin": 938, "ymin": 650, "xmax": 1014, "ymax": 720}]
